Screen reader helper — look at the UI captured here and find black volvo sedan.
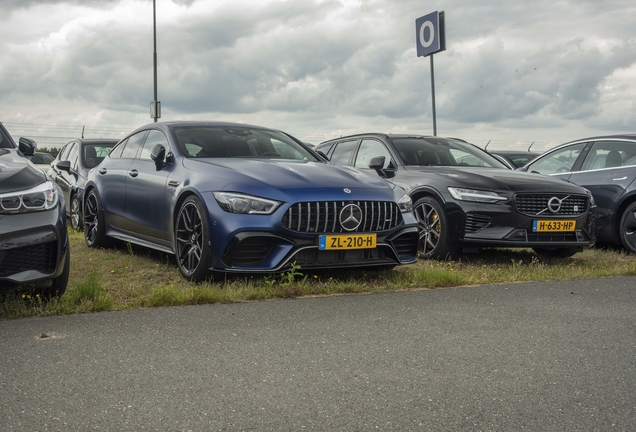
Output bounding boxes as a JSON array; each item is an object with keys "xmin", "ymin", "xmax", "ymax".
[
  {"xmin": 316, "ymin": 134, "xmax": 598, "ymax": 259},
  {"xmin": 0, "ymin": 122, "xmax": 69, "ymax": 298}
]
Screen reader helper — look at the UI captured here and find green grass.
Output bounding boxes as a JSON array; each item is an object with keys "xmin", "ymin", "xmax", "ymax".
[{"xmin": 1, "ymin": 229, "xmax": 635, "ymax": 319}]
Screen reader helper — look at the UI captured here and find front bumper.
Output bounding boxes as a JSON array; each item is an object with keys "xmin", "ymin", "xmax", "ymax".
[
  {"xmin": 0, "ymin": 205, "xmax": 68, "ymax": 286},
  {"xmin": 203, "ymin": 194, "xmax": 420, "ymax": 272},
  {"xmin": 446, "ymin": 198, "xmax": 597, "ymax": 250}
]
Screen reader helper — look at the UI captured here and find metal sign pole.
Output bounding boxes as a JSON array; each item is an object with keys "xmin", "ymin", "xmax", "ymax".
[
  {"xmin": 430, "ymin": 54, "xmax": 437, "ymax": 136},
  {"xmin": 153, "ymin": 0, "xmax": 158, "ymax": 122},
  {"xmin": 416, "ymin": 10, "xmax": 444, "ymax": 137}
]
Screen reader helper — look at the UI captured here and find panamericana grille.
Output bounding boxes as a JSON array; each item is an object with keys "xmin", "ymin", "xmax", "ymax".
[
  {"xmin": 282, "ymin": 201, "xmax": 402, "ymax": 233},
  {"xmin": 0, "ymin": 242, "xmax": 56, "ymax": 277},
  {"xmin": 515, "ymin": 194, "xmax": 587, "ymax": 216}
]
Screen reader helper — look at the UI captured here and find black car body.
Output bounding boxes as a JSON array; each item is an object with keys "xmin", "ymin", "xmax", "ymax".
[
  {"xmin": 519, "ymin": 134, "xmax": 636, "ymax": 253},
  {"xmin": 489, "ymin": 150, "xmax": 540, "ymax": 169},
  {"xmin": 83, "ymin": 122, "xmax": 419, "ymax": 281},
  {"xmin": 0, "ymin": 122, "xmax": 69, "ymax": 298},
  {"xmin": 317, "ymin": 134, "xmax": 597, "ymax": 259},
  {"xmin": 48, "ymin": 138, "xmax": 118, "ymax": 230}
]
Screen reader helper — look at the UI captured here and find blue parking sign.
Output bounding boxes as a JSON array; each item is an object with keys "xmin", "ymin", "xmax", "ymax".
[{"xmin": 416, "ymin": 11, "xmax": 445, "ymax": 57}]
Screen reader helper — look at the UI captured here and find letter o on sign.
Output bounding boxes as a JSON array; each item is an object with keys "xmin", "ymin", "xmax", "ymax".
[
  {"xmin": 419, "ymin": 20, "xmax": 434, "ymax": 48},
  {"xmin": 416, "ymin": 11, "xmax": 445, "ymax": 57}
]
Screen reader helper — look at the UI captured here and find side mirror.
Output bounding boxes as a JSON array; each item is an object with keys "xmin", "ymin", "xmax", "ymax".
[
  {"xmin": 368, "ymin": 156, "xmax": 396, "ymax": 179},
  {"xmin": 150, "ymin": 144, "xmax": 166, "ymax": 170},
  {"xmin": 56, "ymin": 160, "xmax": 72, "ymax": 173},
  {"xmin": 18, "ymin": 137, "xmax": 37, "ymax": 156}
]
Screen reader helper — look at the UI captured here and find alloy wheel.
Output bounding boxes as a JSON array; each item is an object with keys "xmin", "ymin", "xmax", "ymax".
[
  {"xmin": 620, "ymin": 203, "xmax": 636, "ymax": 253},
  {"xmin": 84, "ymin": 193, "xmax": 99, "ymax": 245},
  {"xmin": 176, "ymin": 201, "xmax": 204, "ymax": 275},
  {"xmin": 416, "ymin": 202, "xmax": 441, "ymax": 256},
  {"xmin": 70, "ymin": 196, "xmax": 80, "ymax": 230}
]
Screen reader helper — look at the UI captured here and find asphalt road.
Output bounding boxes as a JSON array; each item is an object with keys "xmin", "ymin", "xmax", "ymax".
[{"xmin": 1, "ymin": 277, "xmax": 635, "ymax": 431}]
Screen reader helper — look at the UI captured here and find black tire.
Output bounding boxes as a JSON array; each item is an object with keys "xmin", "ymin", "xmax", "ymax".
[
  {"xmin": 84, "ymin": 189, "xmax": 111, "ymax": 248},
  {"xmin": 618, "ymin": 202, "xmax": 636, "ymax": 253},
  {"xmin": 70, "ymin": 193, "xmax": 81, "ymax": 231},
  {"xmin": 532, "ymin": 247, "xmax": 578, "ymax": 258},
  {"xmin": 38, "ymin": 244, "xmax": 70, "ymax": 300},
  {"xmin": 175, "ymin": 196, "xmax": 213, "ymax": 281},
  {"xmin": 414, "ymin": 196, "xmax": 458, "ymax": 259}
]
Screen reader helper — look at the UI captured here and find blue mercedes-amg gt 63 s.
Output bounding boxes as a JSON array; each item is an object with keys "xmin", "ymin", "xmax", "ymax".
[{"xmin": 83, "ymin": 121, "xmax": 419, "ymax": 281}]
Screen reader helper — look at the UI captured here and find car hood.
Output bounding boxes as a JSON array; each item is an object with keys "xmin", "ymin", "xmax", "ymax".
[
  {"xmin": 400, "ymin": 166, "xmax": 586, "ymax": 193},
  {"xmin": 183, "ymin": 158, "xmax": 395, "ymax": 192},
  {"xmin": 0, "ymin": 149, "xmax": 47, "ymax": 194}
]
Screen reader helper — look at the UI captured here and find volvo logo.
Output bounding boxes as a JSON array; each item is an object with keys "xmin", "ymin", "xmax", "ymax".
[
  {"xmin": 343, "ymin": 188, "xmax": 351, "ymax": 194},
  {"xmin": 537, "ymin": 195, "xmax": 570, "ymax": 215},
  {"xmin": 339, "ymin": 204, "xmax": 363, "ymax": 231}
]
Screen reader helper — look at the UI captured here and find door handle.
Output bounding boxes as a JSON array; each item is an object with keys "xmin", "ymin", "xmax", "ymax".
[
  {"xmin": 128, "ymin": 169, "xmax": 138, "ymax": 178},
  {"xmin": 98, "ymin": 168, "xmax": 107, "ymax": 174}
]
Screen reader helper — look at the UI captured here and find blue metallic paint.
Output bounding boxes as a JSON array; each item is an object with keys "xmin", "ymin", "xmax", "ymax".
[{"xmin": 85, "ymin": 121, "xmax": 419, "ymax": 275}]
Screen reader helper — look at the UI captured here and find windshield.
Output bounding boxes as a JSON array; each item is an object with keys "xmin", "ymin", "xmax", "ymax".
[
  {"xmin": 0, "ymin": 125, "xmax": 14, "ymax": 149},
  {"xmin": 173, "ymin": 126, "xmax": 318, "ymax": 161},
  {"xmin": 392, "ymin": 137, "xmax": 507, "ymax": 168}
]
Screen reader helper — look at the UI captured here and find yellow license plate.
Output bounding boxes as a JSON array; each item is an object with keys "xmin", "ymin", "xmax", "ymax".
[
  {"xmin": 532, "ymin": 220, "xmax": 576, "ymax": 232},
  {"xmin": 319, "ymin": 234, "xmax": 377, "ymax": 250}
]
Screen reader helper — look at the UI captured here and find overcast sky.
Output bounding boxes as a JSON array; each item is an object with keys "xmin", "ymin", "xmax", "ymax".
[{"xmin": 0, "ymin": 0, "xmax": 635, "ymax": 151}]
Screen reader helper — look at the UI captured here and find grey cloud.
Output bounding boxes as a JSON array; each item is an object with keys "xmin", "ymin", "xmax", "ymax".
[
  {"xmin": 1, "ymin": 0, "xmax": 635, "ymax": 142},
  {"xmin": 437, "ymin": 36, "xmax": 636, "ymax": 124}
]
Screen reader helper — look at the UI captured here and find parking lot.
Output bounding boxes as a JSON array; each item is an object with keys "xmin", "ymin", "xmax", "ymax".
[{"xmin": 2, "ymin": 277, "xmax": 635, "ymax": 430}]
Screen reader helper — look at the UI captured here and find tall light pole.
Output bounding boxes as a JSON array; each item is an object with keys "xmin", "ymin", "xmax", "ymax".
[{"xmin": 151, "ymin": 0, "xmax": 161, "ymax": 122}]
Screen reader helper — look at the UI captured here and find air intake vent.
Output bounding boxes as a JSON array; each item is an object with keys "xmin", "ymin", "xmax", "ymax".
[
  {"xmin": 465, "ymin": 213, "xmax": 491, "ymax": 233},
  {"xmin": 0, "ymin": 242, "xmax": 56, "ymax": 277}
]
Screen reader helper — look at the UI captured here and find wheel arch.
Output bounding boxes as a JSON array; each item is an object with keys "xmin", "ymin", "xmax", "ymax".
[
  {"xmin": 170, "ymin": 188, "xmax": 208, "ymax": 244},
  {"xmin": 409, "ymin": 186, "xmax": 445, "ymax": 206},
  {"xmin": 612, "ymin": 191, "xmax": 636, "ymax": 243}
]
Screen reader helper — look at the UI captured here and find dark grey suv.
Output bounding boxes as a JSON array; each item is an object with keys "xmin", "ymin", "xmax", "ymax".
[{"xmin": 519, "ymin": 134, "xmax": 636, "ymax": 253}]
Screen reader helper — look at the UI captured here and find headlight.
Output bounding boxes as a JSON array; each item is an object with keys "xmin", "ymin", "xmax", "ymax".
[
  {"xmin": 397, "ymin": 193, "xmax": 413, "ymax": 213},
  {"xmin": 447, "ymin": 187, "xmax": 507, "ymax": 203},
  {"xmin": 213, "ymin": 192, "xmax": 281, "ymax": 214},
  {"xmin": 584, "ymin": 188, "xmax": 596, "ymax": 207},
  {"xmin": 0, "ymin": 181, "xmax": 59, "ymax": 214}
]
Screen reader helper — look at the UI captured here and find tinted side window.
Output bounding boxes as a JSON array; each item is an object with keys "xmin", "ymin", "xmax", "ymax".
[
  {"xmin": 121, "ymin": 131, "xmax": 148, "ymax": 159},
  {"xmin": 527, "ymin": 143, "xmax": 586, "ymax": 175},
  {"xmin": 316, "ymin": 143, "xmax": 335, "ymax": 156},
  {"xmin": 580, "ymin": 141, "xmax": 636, "ymax": 171},
  {"xmin": 354, "ymin": 139, "xmax": 392, "ymax": 169},
  {"xmin": 59, "ymin": 142, "xmax": 74, "ymax": 161},
  {"xmin": 67, "ymin": 142, "xmax": 79, "ymax": 170},
  {"xmin": 330, "ymin": 140, "xmax": 357, "ymax": 165},
  {"xmin": 109, "ymin": 139, "xmax": 127, "ymax": 159},
  {"xmin": 139, "ymin": 130, "xmax": 168, "ymax": 160}
]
